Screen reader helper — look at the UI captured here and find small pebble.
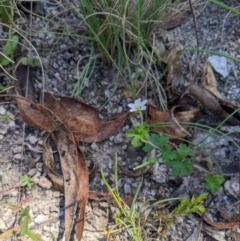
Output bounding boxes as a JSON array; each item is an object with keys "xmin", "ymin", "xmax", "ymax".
[
  {"xmin": 28, "ymin": 135, "xmax": 38, "ymax": 145},
  {"xmin": 34, "ymin": 214, "xmax": 48, "ymax": 224},
  {"xmin": 8, "ymin": 120, "xmax": 16, "ymax": 128},
  {"xmin": 38, "ymin": 176, "xmax": 52, "ymax": 189},
  {"xmin": 13, "ymin": 153, "xmax": 23, "ymax": 160}
]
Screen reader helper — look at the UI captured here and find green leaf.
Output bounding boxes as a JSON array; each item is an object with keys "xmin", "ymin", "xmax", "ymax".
[
  {"xmin": 20, "ymin": 216, "xmax": 29, "ymax": 236},
  {"xmin": 0, "ymin": 57, "xmax": 11, "ymax": 66},
  {"xmin": 204, "ymin": 175, "xmax": 224, "ymax": 193},
  {"xmin": 131, "ymin": 136, "xmax": 140, "ymax": 147},
  {"xmin": 178, "ymin": 143, "xmax": 195, "ymax": 156},
  {"xmin": 143, "ymin": 143, "xmax": 153, "ymax": 152},
  {"xmin": 149, "ymin": 134, "xmax": 168, "ymax": 148},
  {"xmin": 164, "ymin": 158, "xmax": 193, "ymax": 177},
  {"xmin": 21, "ymin": 57, "xmax": 29, "ymax": 65},
  {"xmin": 126, "ymin": 122, "xmax": 149, "ymax": 147},
  {"xmin": 26, "ymin": 230, "xmax": 43, "ymax": 241},
  {"xmin": 161, "ymin": 149, "xmax": 176, "ymax": 162},
  {"xmin": 3, "ymin": 35, "xmax": 19, "ymax": 57},
  {"xmin": 0, "ymin": 1, "xmax": 12, "ymax": 24},
  {"xmin": 21, "ymin": 206, "xmax": 30, "ymax": 217}
]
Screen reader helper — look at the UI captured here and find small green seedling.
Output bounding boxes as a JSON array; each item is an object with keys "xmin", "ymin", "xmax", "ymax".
[
  {"xmin": 21, "ymin": 56, "xmax": 42, "ymax": 67},
  {"xmin": 0, "ymin": 205, "xmax": 42, "ymax": 241},
  {"xmin": 126, "ymin": 98, "xmax": 224, "ymax": 192},
  {"xmin": 173, "ymin": 193, "xmax": 207, "ymax": 216},
  {"xmin": 101, "ymin": 154, "xmax": 208, "ymax": 240},
  {"xmin": 204, "ymin": 175, "xmax": 224, "ymax": 193},
  {"xmin": 21, "ymin": 175, "xmax": 34, "ymax": 190},
  {"xmin": 2, "ymin": 113, "xmax": 10, "ymax": 123}
]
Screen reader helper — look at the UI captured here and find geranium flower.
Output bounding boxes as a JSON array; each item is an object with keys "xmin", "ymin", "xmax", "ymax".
[{"xmin": 127, "ymin": 98, "xmax": 147, "ymax": 113}]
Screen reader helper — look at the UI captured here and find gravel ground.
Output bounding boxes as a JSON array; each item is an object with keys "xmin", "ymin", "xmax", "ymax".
[{"xmin": 0, "ymin": 0, "xmax": 240, "ymax": 241}]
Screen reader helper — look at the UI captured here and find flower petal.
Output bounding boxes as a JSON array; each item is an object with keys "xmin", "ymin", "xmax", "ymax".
[
  {"xmin": 141, "ymin": 99, "xmax": 148, "ymax": 106},
  {"xmin": 134, "ymin": 98, "xmax": 142, "ymax": 105},
  {"xmin": 127, "ymin": 103, "xmax": 135, "ymax": 109}
]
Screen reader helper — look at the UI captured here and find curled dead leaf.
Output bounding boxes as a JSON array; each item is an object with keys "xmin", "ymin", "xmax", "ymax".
[
  {"xmin": 147, "ymin": 102, "xmax": 199, "ymax": 139},
  {"xmin": 188, "ymin": 84, "xmax": 240, "ymax": 125}
]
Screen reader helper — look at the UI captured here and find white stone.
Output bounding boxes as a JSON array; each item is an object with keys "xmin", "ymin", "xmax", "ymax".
[
  {"xmin": 208, "ymin": 55, "xmax": 229, "ymax": 78},
  {"xmin": 28, "ymin": 135, "xmax": 38, "ymax": 145},
  {"xmin": 8, "ymin": 120, "xmax": 15, "ymax": 128},
  {"xmin": 0, "ymin": 220, "xmax": 6, "ymax": 229},
  {"xmin": 13, "ymin": 153, "xmax": 23, "ymax": 160},
  {"xmin": 0, "ymin": 106, "xmax": 6, "ymax": 115},
  {"xmin": 34, "ymin": 214, "xmax": 48, "ymax": 224}
]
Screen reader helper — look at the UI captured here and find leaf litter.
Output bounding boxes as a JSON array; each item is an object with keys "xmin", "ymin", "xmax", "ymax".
[{"xmin": 10, "ymin": 64, "xmax": 128, "ymax": 240}]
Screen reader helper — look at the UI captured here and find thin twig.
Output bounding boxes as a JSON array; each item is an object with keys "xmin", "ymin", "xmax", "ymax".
[{"xmin": 188, "ymin": 0, "xmax": 199, "ymax": 83}]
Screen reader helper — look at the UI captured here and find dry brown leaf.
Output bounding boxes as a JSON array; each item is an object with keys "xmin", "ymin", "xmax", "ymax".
[
  {"xmin": 42, "ymin": 92, "xmax": 128, "ymax": 143},
  {"xmin": 75, "ymin": 149, "xmax": 89, "ymax": 240},
  {"xmin": 43, "ymin": 139, "xmax": 89, "ymax": 240},
  {"xmin": 188, "ymin": 84, "xmax": 240, "ymax": 125},
  {"xmin": 52, "ymin": 124, "xmax": 80, "ymax": 240},
  {"xmin": 43, "ymin": 139, "xmax": 64, "ymax": 192},
  {"xmin": 12, "ymin": 94, "xmax": 80, "ymax": 240},
  {"xmin": 13, "ymin": 64, "xmax": 128, "ymax": 240},
  {"xmin": 147, "ymin": 102, "xmax": 198, "ymax": 139},
  {"xmin": 201, "ymin": 60, "xmax": 240, "ymax": 109}
]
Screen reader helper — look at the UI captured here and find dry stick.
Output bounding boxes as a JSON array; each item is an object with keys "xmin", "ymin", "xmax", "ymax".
[{"xmin": 188, "ymin": 0, "xmax": 199, "ymax": 83}]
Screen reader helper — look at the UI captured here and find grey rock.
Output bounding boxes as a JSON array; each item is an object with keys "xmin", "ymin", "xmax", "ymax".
[
  {"xmin": 91, "ymin": 143, "xmax": 99, "ymax": 150},
  {"xmin": 114, "ymin": 134, "xmax": 123, "ymax": 144},
  {"xmin": 124, "ymin": 183, "xmax": 131, "ymax": 194},
  {"xmin": 13, "ymin": 153, "xmax": 23, "ymax": 160},
  {"xmin": 12, "ymin": 146, "xmax": 22, "ymax": 154},
  {"xmin": 8, "ymin": 120, "xmax": 15, "ymax": 128},
  {"xmin": 224, "ymin": 177, "xmax": 239, "ymax": 198},
  {"xmin": 28, "ymin": 168, "xmax": 37, "ymax": 177},
  {"xmin": 28, "ymin": 135, "xmax": 38, "ymax": 145},
  {"xmin": 0, "ymin": 106, "xmax": 6, "ymax": 115}
]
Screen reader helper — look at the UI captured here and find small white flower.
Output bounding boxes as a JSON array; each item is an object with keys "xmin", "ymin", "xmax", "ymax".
[{"xmin": 128, "ymin": 98, "xmax": 147, "ymax": 112}]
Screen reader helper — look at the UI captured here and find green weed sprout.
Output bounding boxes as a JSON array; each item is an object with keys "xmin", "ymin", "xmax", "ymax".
[
  {"xmin": 2, "ymin": 113, "xmax": 10, "ymax": 123},
  {"xmin": 126, "ymin": 98, "xmax": 224, "ymax": 193},
  {"xmin": 0, "ymin": 28, "xmax": 18, "ymax": 66},
  {"xmin": 101, "ymin": 154, "xmax": 208, "ymax": 240},
  {"xmin": 21, "ymin": 175, "xmax": 34, "ymax": 190},
  {"xmin": 101, "ymin": 154, "xmax": 144, "ymax": 241},
  {"xmin": 0, "ymin": 205, "xmax": 42, "ymax": 241}
]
